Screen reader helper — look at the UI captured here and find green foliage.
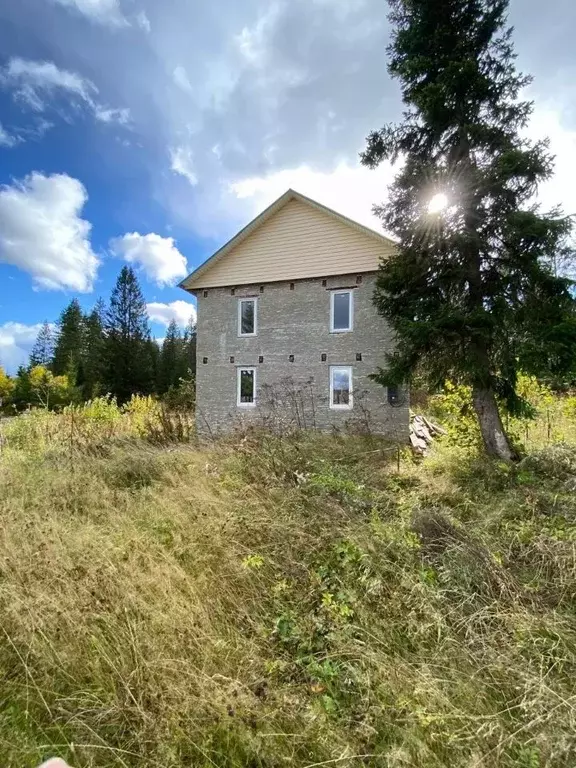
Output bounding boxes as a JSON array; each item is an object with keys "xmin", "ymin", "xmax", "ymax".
[
  {"xmin": 28, "ymin": 365, "xmax": 76, "ymax": 410},
  {"xmin": 429, "ymin": 374, "xmax": 573, "ymax": 450},
  {"xmin": 362, "ymin": 0, "xmax": 576, "ymax": 457},
  {"xmin": 123, "ymin": 394, "xmax": 160, "ymax": 436},
  {"xmin": 2, "ymin": 394, "xmax": 163, "ymax": 453},
  {"xmin": 65, "ymin": 394, "xmax": 123, "ymax": 424},
  {"xmin": 10, "ymin": 366, "xmax": 33, "ymax": 411},
  {"xmin": 242, "ymin": 554, "xmax": 265, "ymax": 570},
  {"xmin": 0, "ymin": 366, "xmax": 14, "ymax": 411},
  {"xmin": 162, "ymin": 371, "xmax": 196, "ymax": 410},
  {"xmin": 429, "ymin": 381, "xmax": 484, "ymax": 448}
]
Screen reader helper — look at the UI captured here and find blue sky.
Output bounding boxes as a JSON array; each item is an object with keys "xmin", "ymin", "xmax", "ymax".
[{"xmin": 1, "ymin": 0, "xmax": 576, "ymax": 372}]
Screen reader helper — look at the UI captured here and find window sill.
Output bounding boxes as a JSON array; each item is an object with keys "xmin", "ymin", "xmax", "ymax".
[
  {"xmin": 238, "ymin": 333, "xmax": 257, "ymax": 338},
  {"xmin": 330, "ymin": 405, "xmax": 353, "ymax": 411},
  {"xmin": 237, "ymin": 403, "xmax": 256, "ymax": 408},
  {"xmin": 330, "ymin": 328, "xmax": 353, "ymax": 334}
]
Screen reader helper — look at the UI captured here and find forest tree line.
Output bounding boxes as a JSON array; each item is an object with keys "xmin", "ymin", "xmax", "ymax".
[{"xmin": 0, "ymin": 266, "xmax": 196, "ymax": 413}]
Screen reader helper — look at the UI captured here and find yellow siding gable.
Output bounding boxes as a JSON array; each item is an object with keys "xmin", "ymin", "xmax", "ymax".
[{"xmin": 184, "ymin": 197, "xmax": 395, "ymax": 289}]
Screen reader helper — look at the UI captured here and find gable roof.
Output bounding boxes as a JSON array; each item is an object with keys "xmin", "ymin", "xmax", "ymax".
[{"xmin": 180, "ymin": 188, "xmax": 397, "ymax": 292}]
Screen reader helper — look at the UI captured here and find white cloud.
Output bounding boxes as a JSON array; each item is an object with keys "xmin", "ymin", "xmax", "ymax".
[
  {"xmin": 219, "ymin": 104, "xmax": 576, "ymax": 240},
  {"xmin": 0, "ymin": 172, "xmax": 99, "ymax": 292},
  {"xmin": 136, "ymin": 10, "xmax": 151, "ymax": 32},
  {"xmin": 2, "ymin": 58, "xmax": 96, "ymax": 110},
  {"xmin": 173, "ymin": 66, "xmax": 193, "ymax": 94},
  {"xmin": 1, "ymin": 58, "xmax": 129, "ymax": 125},
  {"xmin": 110, "ymin": 232, "xmax": 188, "ymax": 286},
  {"xmin": 0, "ymin": 322, "xmax": 46, "ymax": 373},
  {"xmin": 0, "ymin": 123, "xmax": 20, "ymax": 147},
  {"xmin": 235, "ymin": 4, "xmax": 285, "ymax": 66},
  {"xmin": 147, "ymin": 301, "xmax": 197, "ymax": 328},
  {"xmin": 48, "ymin": 0, "xmax": 128, "ymax": 27},
  {"xmin": 527, "ymin": 102, "xmax": 576, "ymax": 216},
  {"xmin": 16, "ymin": 0, "xmax": 576, "ymax": 251},
  {"xmin": 227, "ymin": 161, "xmax": 395, "ymax": 233},
  {"xmin": 170, "ymin": 146, "xmax": 198, "ymax": 185},
  {"xmin": 93, "ymin": 105, "xmax": 131, "ymax": 125}
]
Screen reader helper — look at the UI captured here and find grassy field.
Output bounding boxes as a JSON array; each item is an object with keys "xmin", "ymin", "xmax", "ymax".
[{"xmin": 0, "ymin": 398, "xmax": 575, "ymax": 767}]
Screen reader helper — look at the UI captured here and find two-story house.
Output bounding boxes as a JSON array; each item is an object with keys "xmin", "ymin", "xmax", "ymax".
[{"xmin": 180, "ymin": 189, "xmax": 409, "ymax": 438}]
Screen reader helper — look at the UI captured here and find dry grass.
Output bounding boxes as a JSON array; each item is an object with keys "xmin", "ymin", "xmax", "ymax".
[{"xmin": 0, "ymin": 417, "xmax": 575, "ymax": 766}]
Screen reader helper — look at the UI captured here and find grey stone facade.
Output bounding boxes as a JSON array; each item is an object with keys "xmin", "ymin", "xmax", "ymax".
[{"xmin": 195, "ymin": 272, "xmax": 409, "ymax": 439}]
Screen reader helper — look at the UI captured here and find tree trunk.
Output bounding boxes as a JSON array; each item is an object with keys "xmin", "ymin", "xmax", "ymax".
[{"xmin": 472, "ymin": 386, "xmax": 517, "ymax": 461}]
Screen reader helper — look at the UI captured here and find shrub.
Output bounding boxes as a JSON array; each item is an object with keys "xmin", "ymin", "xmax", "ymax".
[
  {"xmin": 162, "ymin": 374, "xmax": 196, "ymax": 411},
  {"xmin": 428, "ymin": 381, "xmax": 481, "ymax": 448}
]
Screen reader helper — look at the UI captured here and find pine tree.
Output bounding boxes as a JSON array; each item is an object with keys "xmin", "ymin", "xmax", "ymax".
[
  {"xmin": 80, "ymin": 299, "xmax": 106, "ymax": 400},
  {"xmin": 158, "ymin": 320, "xmax": 182, "ymax": 394},
  {"xmin": 362, "ymin": 0, "xmax": 576, "ymax": 460},
  {"xmin": 104, "ymin": 267, "xmax": 154, "ymax": 402},
  {"xmin": 29, "ymin": 322, "xmax": 54, "ymax": 369},
  {"xmin": 52, "ymin": 299, "xmax": 84, "ymax": 379}
]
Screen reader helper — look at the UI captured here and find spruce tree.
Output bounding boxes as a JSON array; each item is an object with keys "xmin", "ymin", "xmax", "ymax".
[
  {"xmin": 158, "ymin": 320, "xmax": 182, "ymax": 394},
  {"xmin": 52, "ymin": 299, "xmax": 84, "ymax": 379},
  {"xmin": 362, "ymin": 0, "xmax": 576, "ymax": 459},
  {"xmin": 104, "ymin": 267, "xmax": 153, "ymax": 402},
  {"xmin": 80, "ymin": 299, "xmax": 106, "ymax": 400},
  {"xmin": 29, "ymin": 322, "xmax": 54, "ymax": 369}
]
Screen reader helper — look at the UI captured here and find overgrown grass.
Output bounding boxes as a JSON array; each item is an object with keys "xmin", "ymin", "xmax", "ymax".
[
  {"xmin": 0, "ymin": 395, "xmax": 194, "ymax": 454},
  {"xmin": 0, "ymin": 407, "xmax": 575, "ymax": 766}
]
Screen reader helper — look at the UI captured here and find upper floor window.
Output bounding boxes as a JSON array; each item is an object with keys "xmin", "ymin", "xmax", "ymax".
[
  {"xmin": 330, "ymin": 290, "xmax": 353, "ymax": 333},
  {"xmin": 238, "ymin": 298, "xmax": 257, "ymax": 336}
]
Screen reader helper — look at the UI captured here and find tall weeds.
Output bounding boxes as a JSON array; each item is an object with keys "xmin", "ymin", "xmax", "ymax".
[{"xmin": 0, "ymin": 416, "xmax": 575, "ymax": 766}]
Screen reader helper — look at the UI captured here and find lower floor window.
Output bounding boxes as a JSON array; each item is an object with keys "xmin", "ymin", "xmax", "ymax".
[
  {"xmin": 237, "ymin": 367, "xmax": 256, "ymax": 406},
  {"xmin": 330, "ymin": 366, "xmax": 353, "ymax": 409}
]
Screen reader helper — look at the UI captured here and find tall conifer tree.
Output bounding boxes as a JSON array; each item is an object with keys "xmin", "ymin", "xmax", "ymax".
[
  {"xmin": 29, "ymin": 322, "xmax": 54, "ymax": 369},
  {"xmin": 362, "ymin": 0, "xmax": 576, "ymax": 459},
  {"xmin": 158, "ymin": 320, "xmax": 182, "ymax": 394},
  {"xmin": 80, "ymin": 299, "xmax": 106, "ymax": 400},
  {"xmin": 104, "ymin": 267, "xmax": 153, "ymax": 402},
  {"xmin": 52, "ymin": 299, "xmax": 84, "ymax": 378}
]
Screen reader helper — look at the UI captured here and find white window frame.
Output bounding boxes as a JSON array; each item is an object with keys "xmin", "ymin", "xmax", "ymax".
[
  {"xmin": 238, "ymin": 297, "xmax": 258, "ymax": 337},
  {"xmin": 237, "ymin": 366, "xmax": 257, "ymax": 407},
  {"xmin": 329, "ymin": 365, "xmax": 353, "ymax": 410},
  {"xmin": 330, "ymin": 289, "xmax": 353, "ymax": 333}
]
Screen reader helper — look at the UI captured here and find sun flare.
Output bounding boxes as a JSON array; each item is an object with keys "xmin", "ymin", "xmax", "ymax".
[{"xmin": 428, "ymin": 193, "xmax": 449, "ymax": 214}]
